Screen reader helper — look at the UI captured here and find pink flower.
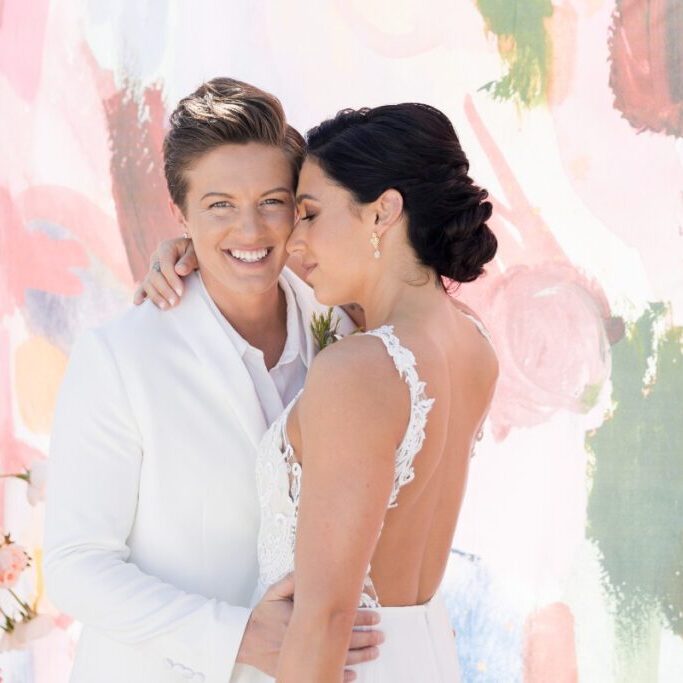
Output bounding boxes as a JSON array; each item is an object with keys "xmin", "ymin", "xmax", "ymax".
[
  {"xmin": 481, "ymin": 263, "xmax": 614, "ymax": 440},
  {"xmin": 0, "ymin": 544, "xmax": 29, "ymax": 588},
  {"xmin": 0, "ymin": 615, "xmax": 53, "ymax": 652}
]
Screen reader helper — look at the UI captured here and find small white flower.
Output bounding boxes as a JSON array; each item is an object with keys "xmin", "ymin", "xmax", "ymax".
[
  {"xmin": 0, "ymin": 615, "xmax": 53, "ymax": 651},
  {"xmin": 26, "ymin": 459, "xmax": 48, "ymax": 506}
]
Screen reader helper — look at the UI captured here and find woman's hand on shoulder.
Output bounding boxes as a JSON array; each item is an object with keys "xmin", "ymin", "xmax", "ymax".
[{"xmin": 133, "ymin": 237, "xmax": 198, "ymax": 309}]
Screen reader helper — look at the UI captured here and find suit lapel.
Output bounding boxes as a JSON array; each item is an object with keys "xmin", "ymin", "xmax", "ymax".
[{"xmin": 166, "ymin": 273, "xmax": 267, "ymax": 450}]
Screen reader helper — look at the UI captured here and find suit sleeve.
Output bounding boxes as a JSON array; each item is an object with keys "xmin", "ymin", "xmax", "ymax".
[{"xmin": 43, "ymin": 329, "xmax": 251, "ymax": 682}]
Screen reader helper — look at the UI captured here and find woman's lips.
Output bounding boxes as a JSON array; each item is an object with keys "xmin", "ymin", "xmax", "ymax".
[{"xmin": 222, "ymin": 246, "xmax": 274, "ymax": 267}]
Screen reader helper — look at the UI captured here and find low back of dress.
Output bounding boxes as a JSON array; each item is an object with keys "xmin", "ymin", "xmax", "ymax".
[{"xmin": 252, "ymin": 312, "xmax": 494, "ymax": 609}]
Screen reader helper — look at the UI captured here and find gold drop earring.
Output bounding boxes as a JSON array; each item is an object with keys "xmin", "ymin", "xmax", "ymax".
[{"xmin": 370, "ymin": 232, "xmax": 381, "ymax": 259}]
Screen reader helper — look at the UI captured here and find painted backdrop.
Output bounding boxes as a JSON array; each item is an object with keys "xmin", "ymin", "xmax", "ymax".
[{"xmin": 1, "ymin": 1, "xmax": 682, "ymax": 681}]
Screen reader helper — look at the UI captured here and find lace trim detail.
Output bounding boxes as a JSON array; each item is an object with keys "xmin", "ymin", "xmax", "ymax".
[
  {"xmin": 254, "ymin": 328, "xmax": 436, "ymax": 610},
  {"xmin": 364, "ymin": 325, "xmax": 435, "ymax": 509},
  {"xmin": 458, "ymin": 311, "xmax": 492, "ymax": 459},
  {"xmin": 253, "ymin": 391, "xmax": 303, "ymax": 593}
]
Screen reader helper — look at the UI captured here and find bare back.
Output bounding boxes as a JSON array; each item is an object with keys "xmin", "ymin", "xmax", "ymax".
[{"xmin": 288, "ymin": 301, "xmax": 498, "ymax": 608}]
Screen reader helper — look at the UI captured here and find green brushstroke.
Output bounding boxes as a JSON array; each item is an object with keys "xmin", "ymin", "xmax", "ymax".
[
  {"xmin": 476, "ymin": 0, "xmax": 553, "ymax": 107},
  {"xmin": 586, "ymin": 303, "xmax": 683, "ymax": 678}
]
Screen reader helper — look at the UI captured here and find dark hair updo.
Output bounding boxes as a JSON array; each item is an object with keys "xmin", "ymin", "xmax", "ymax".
[{"xmin": 305, "ymin": 103, "xmax": 497, "ymax": 283}]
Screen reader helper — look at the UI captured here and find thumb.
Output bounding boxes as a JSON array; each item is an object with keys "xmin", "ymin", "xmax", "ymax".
[
  {"xmin": 263, "ymin": 572, "xmax": 295, "ymax": 602},
  {"xmin": 175, "ymin": 241, "xmax": 198, "ymax": 275}
]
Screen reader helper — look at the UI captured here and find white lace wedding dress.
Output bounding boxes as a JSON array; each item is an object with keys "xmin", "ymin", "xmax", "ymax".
[{"xmin": 231, "ymin": 325, "xmax": 466, "ymax": 682}]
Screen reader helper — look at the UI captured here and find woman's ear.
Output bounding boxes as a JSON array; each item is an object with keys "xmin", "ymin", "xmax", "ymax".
[
  {"xmin": 169, "ymin": 199, "xmax": 187, "ymax": 228},
  {"xmin": 374, "ymin": 189, "xmax": 404, "ymax": 237}
]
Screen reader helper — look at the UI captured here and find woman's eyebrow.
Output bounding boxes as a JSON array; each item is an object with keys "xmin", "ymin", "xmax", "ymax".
[
  {"xmin": 261, "ymin": 186, "xmax": 292, "ymax": 197},
  {"xmin": 296, "ymin": 193, "xmax": 319, "ymax": 203},
  {"xmin": 201, "ymin": 191, "xmax": 235, "ymax": 201}
]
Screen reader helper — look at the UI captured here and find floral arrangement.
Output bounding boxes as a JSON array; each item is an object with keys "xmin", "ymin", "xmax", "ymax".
[
  {"xmin": 310, "ymin": 308, "xmax": 343, "ymax": 351},
  {"xmin": 0, "ymin": 459, "xmax": 52, "ymax": 652}
]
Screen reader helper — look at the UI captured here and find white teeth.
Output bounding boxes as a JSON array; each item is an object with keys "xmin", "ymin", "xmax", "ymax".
[{"xmin": 228, "ymin": 248, "xmax": 269, "ymax": 263}]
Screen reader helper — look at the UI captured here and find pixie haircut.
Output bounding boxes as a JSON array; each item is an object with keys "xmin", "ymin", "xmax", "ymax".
[{"xmin": 163, "ymin": 77, "xmax": 305, "ymax": 213}]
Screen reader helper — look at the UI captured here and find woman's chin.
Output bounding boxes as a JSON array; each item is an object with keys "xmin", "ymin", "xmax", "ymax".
[{"xmin": 310, "ymin": 285, "xmax": 344, "ymax": 308}]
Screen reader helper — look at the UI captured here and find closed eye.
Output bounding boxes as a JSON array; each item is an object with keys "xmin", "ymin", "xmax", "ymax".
[{"xmin": 300, "ymin": 214, "xmax": 317, "ymax": 221}]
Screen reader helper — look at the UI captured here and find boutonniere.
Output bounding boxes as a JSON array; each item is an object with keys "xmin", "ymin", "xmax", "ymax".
[{"xmin": 310, "ymin": 308, "xmax": 342, "ymax": 351}]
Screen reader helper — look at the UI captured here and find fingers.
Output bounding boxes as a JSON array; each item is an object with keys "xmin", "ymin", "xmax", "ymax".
[
  {"xmin": 133, "ymin": 284, "xmax": 147, "ymax": 306},
  {"xmin": 353, "ymin": 609, "xmax": 380, "ymax": 627},
  {"xmin": 158, "ymin": 239, "xmax": 189, "ymax": 296},
  {"xmin": 150, "ymin": 265, "xmax": 181, "ymax": 308},
  {"xmin": 343, "ymin": 669, "xmax": 357, "ymax": 682},
  {"xmin": 143, "ymin": 281, "xmax": 173, "ymax": 310},
  {"xmin": 348, "ymin": 628, "xmax": 384, "ymax": 651},
  {"xmin": 344, "ymin": 645, "xmax": 380, "ymax": 667},
  {"xmin": 263, "ymin": 572, "xmax": 295, "ymax": 601},
  {"xmin": 175, "ymin": 240, "xmax": 198, "ymax": 276}
]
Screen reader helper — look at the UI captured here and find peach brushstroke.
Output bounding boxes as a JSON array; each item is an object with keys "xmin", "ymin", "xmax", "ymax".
[
  {"xmin": 0, "ymin": 331, "xmax": 44, "ymax": 530},
  {"xmin": 333, "ymin": 0, "xmax": 447, "ymax": 58},
  {"xmin": 0, "ymin": 0, "xmax": 50, "ymax": 102},
  {"xmin": 523, "ymin": 602, "xmax": 578, "ymax": 682},
  {"xmin": 14, "ymin": 337, "xmax": 68, "ymax": 435},
  {"xmin": 546, "ymin": 1, "xmax": 578, "ymax": 106}
]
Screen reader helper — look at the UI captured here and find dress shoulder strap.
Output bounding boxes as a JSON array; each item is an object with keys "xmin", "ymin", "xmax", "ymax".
[
  {"xmin": 364, "ymin": 325, "xmax": 435, "ymax": 509},
  {"xmin": 460, "ymin": 311, "xmax": 494, "ymax": 346}
]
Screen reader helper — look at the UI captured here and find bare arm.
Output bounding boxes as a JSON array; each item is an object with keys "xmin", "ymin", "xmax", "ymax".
[{"xmin": 276, "ymin": 337, "xmax": 408, "ymax": 682}]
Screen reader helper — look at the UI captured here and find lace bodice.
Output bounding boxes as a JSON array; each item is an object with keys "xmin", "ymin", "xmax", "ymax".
[{"xmin": 252, "ymin": 325, "xmax": 436, "ymax": 608}]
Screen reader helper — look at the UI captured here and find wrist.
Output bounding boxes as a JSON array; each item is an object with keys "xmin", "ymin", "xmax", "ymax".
[{"xmin": 235, "ymin": 610, "xmax": 256, "ymax": 666}]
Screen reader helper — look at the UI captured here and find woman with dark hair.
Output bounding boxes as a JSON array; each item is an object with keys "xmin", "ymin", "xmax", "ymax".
[{"xmin": 140, "ymin": 102, "xmax": 498, "ymax": 682}]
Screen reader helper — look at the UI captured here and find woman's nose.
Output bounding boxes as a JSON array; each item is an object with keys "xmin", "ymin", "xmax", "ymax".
[
  {"xmin": 236, "ymin": 208, "xmax": 266, "ymax": 238},
  {"xmin": 286, "ymin": 218, "xmax": 306, "ymax": 255}
]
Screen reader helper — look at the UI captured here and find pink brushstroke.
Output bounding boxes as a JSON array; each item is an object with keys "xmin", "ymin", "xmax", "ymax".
[
  {"xmin": 17, "ymin": 186, "xmax": 132, "ymax": 287},
  {"xmin": 0, "ymin": 0, "xmax": 50, "ymax": 102},
  {"xmin": 457, "ymin": 97, "xmax": 614, "ymax": 439},
  {"xmin": 0, "ymin": 187, "xmax": 88, "ymax": 318},
  {"xmin": 523, "ymin": 602, "xmax": 578, "ymax": 682}
]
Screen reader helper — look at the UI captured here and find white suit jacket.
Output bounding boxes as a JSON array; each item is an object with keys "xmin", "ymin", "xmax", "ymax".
[{"xmin": 43, "ymin": 269, "xmax": 355, "ymax": 683}]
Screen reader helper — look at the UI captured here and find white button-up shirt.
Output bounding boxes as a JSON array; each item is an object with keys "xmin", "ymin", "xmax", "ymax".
[{"xmin": 198, "ymin": 274, "xmax": 308, "ymax": 426}]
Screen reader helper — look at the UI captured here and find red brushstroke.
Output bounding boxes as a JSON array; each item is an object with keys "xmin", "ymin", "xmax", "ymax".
[
  {"xmin": 609, "ymin": 0, "xmax": 683, "ymax": 137},
  {"xmin": 103, "ymin": 83, "xmax": 177, "ymax": 282},
  {"xmin": 523, "ymin": 603, "xmax": 578, "ymax": 682}
]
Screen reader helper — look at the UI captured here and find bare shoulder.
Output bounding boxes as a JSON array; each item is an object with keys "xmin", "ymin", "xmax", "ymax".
[{"xmin": 299, "ymin": 334, "xmax": 410, "ymax": 442}]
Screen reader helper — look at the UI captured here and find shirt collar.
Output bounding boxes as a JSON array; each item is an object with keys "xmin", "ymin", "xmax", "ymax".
[
  {"xmin": 276, "ymin": 273, "xmax": 306, "ymax": 368},
  {"xmin": 197, "ymin": 272, "xmax": 306, "ymax": 367}
]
